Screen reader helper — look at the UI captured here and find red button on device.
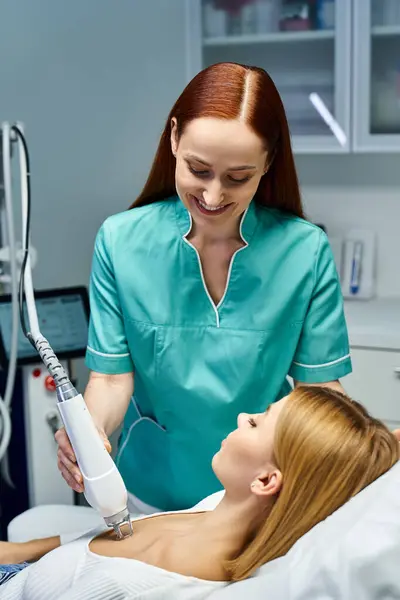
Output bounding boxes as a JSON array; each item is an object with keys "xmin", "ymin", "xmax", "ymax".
[{"xmin": 45, "ymin": 376, "xmax": 56, "ymax": 392}]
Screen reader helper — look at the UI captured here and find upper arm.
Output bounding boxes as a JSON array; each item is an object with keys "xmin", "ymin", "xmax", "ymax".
[
  {"xmin": 289, "ymin": 231, "xmax": 352, "ymax": 384},
  {"xmin": 85, "ymin": 221, "xmax": 134, "ymax": 375}
]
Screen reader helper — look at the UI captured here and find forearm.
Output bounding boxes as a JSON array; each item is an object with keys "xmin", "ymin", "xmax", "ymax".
[
  {"xmin": 24, "ymin": 536, "xmax": 61, "ymax": 562},
  {"xmin": 317, "ymin": 380, "xmax": 345, "ymax": 394},
  {"xmin": 294, "ymin": 380, "xmax": 400, "ymax": 441},
  {"xmin": 2, "ymin": 537, "xmax": 61, "ymax": 564},
  {"xmin": 84, "ymin": 372, "xmax": 134, "ymax": 437},
  {"xmin": 294, "ymin": 379, "xmax": 345, "ymax": 394}
]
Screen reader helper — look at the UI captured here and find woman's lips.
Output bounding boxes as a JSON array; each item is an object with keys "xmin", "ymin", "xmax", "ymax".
[{"xmin": 190, "ymin": 194, "xmax": 231, "ymax": 216}]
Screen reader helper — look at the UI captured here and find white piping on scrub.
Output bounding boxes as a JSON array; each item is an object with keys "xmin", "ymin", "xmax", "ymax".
[
  {"xmin": 87, "ymin": 346, "xmax": 130, "ymax": 358},
  {"xmin": 183, "ymin": 233, "xmax": 220, "ymax": 326},
  {"xmin": 293, "ymin": 353, "xmax": 351, "ymax": 369},
  {"xmin": 182, "ymin": 206, "xmax": 249, "ymax": 329}
]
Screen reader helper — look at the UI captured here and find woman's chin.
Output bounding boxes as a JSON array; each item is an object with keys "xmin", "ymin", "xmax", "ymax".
[{"xmin": 211, "ymin": 450, "xmax": 221, "ymax": 473}]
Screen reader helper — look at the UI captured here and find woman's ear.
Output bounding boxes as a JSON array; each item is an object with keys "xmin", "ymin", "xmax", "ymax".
[
  {"xmin": 250, "ymin": 469, "xmax": 282, "ymax": 498},
  {"xmin": 170, "ymin": 117, "xmax": 178, "ymax": 157}
]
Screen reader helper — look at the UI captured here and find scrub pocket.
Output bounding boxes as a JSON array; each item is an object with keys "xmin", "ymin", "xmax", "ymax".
[{"xmin": 115, "ymin": 398, "xmax": 172, "ymax": 510}]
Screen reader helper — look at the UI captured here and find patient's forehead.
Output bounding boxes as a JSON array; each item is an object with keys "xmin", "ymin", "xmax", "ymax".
[{"xmin": 264, "ymin": 396, "xmax": 287, "ymax": 418}]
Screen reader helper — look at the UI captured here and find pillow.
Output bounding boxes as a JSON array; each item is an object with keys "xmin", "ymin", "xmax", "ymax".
[{"xmin": 208, "ymin": 461, "xmax": 400, "ymax": 599}]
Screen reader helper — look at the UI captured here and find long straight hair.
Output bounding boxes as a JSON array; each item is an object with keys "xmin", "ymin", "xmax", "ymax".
[
  {"xmin": 225, "ymin": 386, "xmax": 399, "ymax": 581},
  {"xmin": 130, "ymin": 62, "xmax": 304, "ymax": 218}
]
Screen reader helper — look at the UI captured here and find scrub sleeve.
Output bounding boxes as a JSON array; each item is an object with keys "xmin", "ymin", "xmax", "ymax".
[
  {"xmin": 85, "ymin": 224, "xmax": 134, "ymax": 375},
  {"xmin": 289, "ymin": 231, "xmax": 352, "ymax": 383}
]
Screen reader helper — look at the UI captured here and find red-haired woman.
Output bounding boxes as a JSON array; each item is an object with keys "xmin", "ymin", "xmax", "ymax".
[{"xmin": 56, "ymin": 62, "xmax": 352, "ymax": 517}]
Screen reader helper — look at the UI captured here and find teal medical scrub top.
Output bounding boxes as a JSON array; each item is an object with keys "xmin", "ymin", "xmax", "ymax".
[{"xmin": 85, "ymin": 196, "xmax": 352, "ymax": 511}]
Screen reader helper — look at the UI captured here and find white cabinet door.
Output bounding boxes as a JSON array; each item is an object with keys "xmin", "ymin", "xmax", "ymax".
[
  {"xmin": 185, "ymin": 0, "xmax": 351, "ymax": 154},
  {"xmin": 353, "ymin": 0, "xmax": 400, "ymax": 152},
  {"xmin": 344, "ymin": 347, "xmax": 400, "ymax": 428}
]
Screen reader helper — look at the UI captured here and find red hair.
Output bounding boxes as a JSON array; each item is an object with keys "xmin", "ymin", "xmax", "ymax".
[{"xmin": 131, "ymin": 62, "xmax": 304, "ymax": 219}]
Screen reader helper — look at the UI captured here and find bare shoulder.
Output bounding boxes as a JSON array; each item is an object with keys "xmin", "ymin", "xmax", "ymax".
[{"xmin": 163, "ymin": 545, "xmax": 228, "ymax": 582}]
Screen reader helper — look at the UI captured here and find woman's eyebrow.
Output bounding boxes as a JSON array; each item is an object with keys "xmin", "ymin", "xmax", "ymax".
[{"xmin": 185, "ymin": 154, "xmax": 256, "ymax": 171}]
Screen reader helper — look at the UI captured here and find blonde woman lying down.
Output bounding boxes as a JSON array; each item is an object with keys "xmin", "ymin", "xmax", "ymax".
[{"xmin": 1, "ymin": 386, "xmax": 399, "ymax": 600}]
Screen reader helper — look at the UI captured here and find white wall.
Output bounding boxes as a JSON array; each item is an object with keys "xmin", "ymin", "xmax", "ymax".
[
  {"xmin": 297, "ymin": 154, "xmax": 400, "ymax": 298},
  {"xmin": 0, "ymin": 0, "xmax": 186, "ymax": 290}
]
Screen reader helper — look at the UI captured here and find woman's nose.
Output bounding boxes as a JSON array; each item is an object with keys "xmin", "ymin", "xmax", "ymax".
[
  {"xmin": 237, "ymin": 413, "xmax": 250, "ymax": 428},
  {"xmin": 202, "ymin": 182, "xmax": 224, "ymax": 207}
]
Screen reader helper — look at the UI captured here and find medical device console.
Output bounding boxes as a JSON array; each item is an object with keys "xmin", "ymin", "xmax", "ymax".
[{"xmin": 0, "ymin": 287, "xmax": 89, "ymax": 365}]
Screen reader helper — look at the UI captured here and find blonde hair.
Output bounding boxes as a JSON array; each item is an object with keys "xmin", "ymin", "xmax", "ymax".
[{"xmin": 226, "ymin": 386, "xmax": 399, "ymax": 581}]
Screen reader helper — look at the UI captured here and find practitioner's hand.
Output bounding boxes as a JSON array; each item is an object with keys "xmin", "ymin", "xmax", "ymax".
[
  {"xmin": 55, "ymin": 426, "xmax": 112, "ymax": 493},
  {"xmin": 393, "ymin": 429, "xmax": 400, "ymax": 443}
]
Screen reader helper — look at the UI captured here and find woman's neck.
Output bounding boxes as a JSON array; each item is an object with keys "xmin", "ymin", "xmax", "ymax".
[
  {"xmin": 183, "ymin": 494, "xmax": 272, "ymax": 565},
  {"xmin": 187, "ymin": 215, "xmax": 243, "ymax": 246}
]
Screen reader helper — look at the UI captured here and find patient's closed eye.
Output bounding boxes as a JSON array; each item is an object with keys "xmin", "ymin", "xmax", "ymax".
[{"xmin": 248, "ymin": 417, "xmax": 257, "ymax": 428}]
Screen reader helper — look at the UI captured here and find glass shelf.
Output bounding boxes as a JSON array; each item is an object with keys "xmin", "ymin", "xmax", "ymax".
[
  {"xmin": 204, "ymin": 29, "xmax": 335, "ymax": 46},
  {"xmin": 371, "ymin": 25, "xmax": 400, "ymax": 37}
]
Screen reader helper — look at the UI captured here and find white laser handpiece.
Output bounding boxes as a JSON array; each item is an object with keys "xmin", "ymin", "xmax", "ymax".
[
  {"xmin": 6, "ymin": 122, "xmax": 133, "ymax": 540},
  {"xmin": 34, "ymin": 337, "xmax": 133, "ymax": 539}
]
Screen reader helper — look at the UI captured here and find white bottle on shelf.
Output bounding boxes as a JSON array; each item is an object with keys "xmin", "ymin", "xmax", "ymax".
[
  {"xmin": 316, "ymin": 0, "xmax": 335, "ymax": 30},
  {"xmin": 242, "ymin": 3, "xmax": 257, "ymax": 34},
  {"xmin": 203, "ymin": 0, "xmax": 227, "ymax": 38},
  {"xmin": 227, "ymin": 10, "xmax": 242, "ymax": 35},
  {"xmin": 255, "ymin": 0, "xmax": 280, "ymax": 33}
]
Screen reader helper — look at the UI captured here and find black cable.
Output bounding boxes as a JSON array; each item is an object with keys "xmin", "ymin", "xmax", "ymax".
[{"xmin": 11, "ymin": 125, "xmax": 35, "ymax": 349}]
